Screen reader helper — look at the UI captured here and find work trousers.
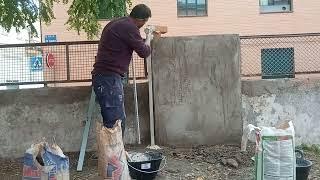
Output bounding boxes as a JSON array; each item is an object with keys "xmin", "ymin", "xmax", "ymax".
[{"xmin": 92, "ymin": 73, "xmax": 126, "ymax": 135}]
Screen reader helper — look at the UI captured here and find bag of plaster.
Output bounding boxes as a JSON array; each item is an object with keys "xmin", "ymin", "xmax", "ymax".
[
  {"xmin": 96, "ymin": 121, "xmax": 131, "ymax": 180},
  {"xmin": 23, "ymin": 141, "xmax": 70, "ymax": 180},
  {"xmin": 241, "ymin": 120, "xmax": 296, "ymax": 180}
]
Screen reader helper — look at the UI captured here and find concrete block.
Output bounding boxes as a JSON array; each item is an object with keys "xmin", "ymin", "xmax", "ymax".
[{"xmin": 152, "ymin": 35, "xmax": 242, "ymax": 146}]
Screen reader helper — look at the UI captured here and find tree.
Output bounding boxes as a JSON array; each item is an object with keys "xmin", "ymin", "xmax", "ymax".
[{"xmin": 0, "ymin": 0, "xmax": 132, "ymax": 40}]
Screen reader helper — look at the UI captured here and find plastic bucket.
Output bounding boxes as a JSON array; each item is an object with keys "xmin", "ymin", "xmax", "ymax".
[
  {"xmin": 127, "ymin": 151, "xmax": 165, "ymax": 180},
  {"xmin": 296, "ymin": 150, "xmax": 313, "ymax": 180}
]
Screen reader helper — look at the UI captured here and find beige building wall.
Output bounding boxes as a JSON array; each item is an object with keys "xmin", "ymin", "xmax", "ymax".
[
  {"xmin": 42, "ymin": 0, "xmax": 320, "ymax": 41},
  {"xmin": 41, "ymin": 0, "xmax": 320, "ymax": 81}
]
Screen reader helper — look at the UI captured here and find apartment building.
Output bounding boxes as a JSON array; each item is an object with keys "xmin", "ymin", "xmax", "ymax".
[
  {"xmin": 39, "ymin": 0, "xmax": 320, "ymax": 81},
  {"xmin": 42, "ymin": 0, "xmax": 320, "ymax": 41}
]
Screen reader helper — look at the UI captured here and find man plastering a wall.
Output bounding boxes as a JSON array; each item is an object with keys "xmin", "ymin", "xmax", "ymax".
[{"xmin": 92, "ymin": 4, "xmax": 154, "ymax": 135}]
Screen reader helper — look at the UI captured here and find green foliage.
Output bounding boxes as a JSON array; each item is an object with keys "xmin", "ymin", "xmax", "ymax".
[
  {"xmin": 0, "ymin": 0, "xmax": 132, "ymax": 40},
  {"xmin": 66, "ymin": 0, "xmax": 132, "ymax": 39},
  {"xmin": 97, "ymin": 0, "xmax": 128, "ymax": 19}
]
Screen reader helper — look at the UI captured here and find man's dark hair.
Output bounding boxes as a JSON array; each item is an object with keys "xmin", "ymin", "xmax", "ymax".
[{"xmin": 130, "ymin": 4, "xmax": 152, "ymax": 19}]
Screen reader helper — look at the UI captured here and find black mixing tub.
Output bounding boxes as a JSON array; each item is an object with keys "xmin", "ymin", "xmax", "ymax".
[
  {"xmin": 127, "ymin": 151, "xmax": 165, "ymax": 180},
  {"xmin": 296, "ymin": 150, "xmax": 313, "ymax": 180}
]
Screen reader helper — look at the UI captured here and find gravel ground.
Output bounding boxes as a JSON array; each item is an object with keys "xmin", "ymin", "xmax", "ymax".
[{"xmin": 0, "ymin": 144, "xmax": 319, "ymax": 180}]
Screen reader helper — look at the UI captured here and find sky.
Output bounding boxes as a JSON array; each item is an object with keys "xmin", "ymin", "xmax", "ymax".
[
  {"xmin": 0, "ymin": 0, "xmax": 41, "ymax": 45},
  {"xmin": 0, "ymin": 22, "xmax": 41, "ymax": 44}
]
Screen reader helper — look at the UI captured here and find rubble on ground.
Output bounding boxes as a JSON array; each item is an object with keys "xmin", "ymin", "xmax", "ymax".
[{"xmin": 1, "ymin": 144, "xmax": 320, "ymax": 179}]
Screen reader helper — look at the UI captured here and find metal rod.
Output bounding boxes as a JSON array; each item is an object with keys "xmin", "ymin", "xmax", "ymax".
[
  {"xmin": 66, "ymin": 44, "xmax": 70, "ymax": 81},
  {"xmin": 143, "ymin": 26, "xmax": 157, "ymax": 147},
  {"xmin": 147, "ymin": 49, "xmax": 155, "ymax": 146},
  {"xmin": 0, "ymin": 40, "xmax": 99, "ymax": 49},
  {"xmin": 240, "ymin": 32, "xmax": 320, "ymax": 39},
  {"xmin": 0, "ymin": 77, "xmax": 148, "ymax": 86},
  {"xmin": 1, "ymin": 31, "xmax": 320, "ymax": 48},
  {"xmin": 132, "ymin": 58, "xmax": 141, "ymax": 144}
]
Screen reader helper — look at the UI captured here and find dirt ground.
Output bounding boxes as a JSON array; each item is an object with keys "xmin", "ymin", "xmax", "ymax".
[{"xmin": 0, "ymin": 144, "xmax": 319, "ymax": 180}]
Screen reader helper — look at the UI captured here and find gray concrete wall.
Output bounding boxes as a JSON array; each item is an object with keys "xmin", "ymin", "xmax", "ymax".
[
  {"xmin": 152, "ymin": 35, "xmax": 242, "ymax": 146},
  {"xmin": 0, "ymin": 83, "xmax": 150, "ymax": 158},
  {"xmin": 242, "ymin": 78, "xmax": 320, "ymax": 145}
]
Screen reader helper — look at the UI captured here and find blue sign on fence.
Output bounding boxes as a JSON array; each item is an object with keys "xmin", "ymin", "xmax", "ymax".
[
  {"xmin": 30, "ymin": 56, "xmax": 43, "ymax": 72},
  {"xmin": 45, "ymin": 35, "xmax": 57, "ymax": 43}
]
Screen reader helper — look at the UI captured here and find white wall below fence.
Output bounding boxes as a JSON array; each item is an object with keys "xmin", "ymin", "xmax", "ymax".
[
  {"xmin": 242, "ymin": 78, "xmax": 320, "ymax": 145},
  {"xmin": 0, "ymin": 84, "xmax": 150, "ymax": 158}
]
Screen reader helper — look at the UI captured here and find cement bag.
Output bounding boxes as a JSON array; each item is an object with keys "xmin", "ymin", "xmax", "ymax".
[
  {"xmin": 241, "ymin": 121, "xmax": 296, "ymax": 180},
  {"xmin": 96, "ymin": 121, "xmax": 131, "ymax": 180},
  {"xmin": 23, "ymin": 142, "xmax": 70, "ymax": 180}
]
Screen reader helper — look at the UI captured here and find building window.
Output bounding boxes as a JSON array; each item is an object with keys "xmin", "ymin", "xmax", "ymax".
[
  {"xmin": 97, "ymin": 0, "xmax": 126, "ymax": 20},
  {"xmin": 260, "ymin": 0, "xmax": 292, "ymax": 13},
  {"xmin": 261, "ymin": 47, "xmax": 295, "ymax": 79},
  {"xmin": 177, "ymin": 0, "xmax": 207, "ymax": 17}
]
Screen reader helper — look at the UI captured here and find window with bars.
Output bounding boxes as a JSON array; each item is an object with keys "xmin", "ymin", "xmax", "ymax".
[
  {"xmin": 177, "ymin": 0, "xmax": 207, "ymax": 17},
  {"xmin": 260, "ymin": 0, "xmax": 292, "ymax": 13},
  {"xmin": 261, "ymin": 47, "xmax": 295, "ymax": 79}
]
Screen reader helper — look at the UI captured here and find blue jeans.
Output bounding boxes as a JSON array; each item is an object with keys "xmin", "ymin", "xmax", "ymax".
[{"xmin": 92, "ymin": 74, "xmax": 126, "ymax": 134}]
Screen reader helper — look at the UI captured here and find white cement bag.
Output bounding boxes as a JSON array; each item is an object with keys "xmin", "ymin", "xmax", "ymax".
[{"xmin": 241, "ymin": 121, "xmax": 296, "ymax": 180}]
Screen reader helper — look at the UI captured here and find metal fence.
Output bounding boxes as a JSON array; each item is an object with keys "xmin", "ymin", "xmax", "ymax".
[
  {"xmin": 0, "ymin": 41, "xmax": 146, "ymax": 86},
  {"xmin": 1, "ymin": 33, "xmax": 320, "ymax": 86},
  {"xmin": 241, "ymin": 33, "xmax": 320, "ymax": 78}
]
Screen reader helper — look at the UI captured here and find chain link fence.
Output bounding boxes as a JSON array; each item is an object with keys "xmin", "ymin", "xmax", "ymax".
[
  {"xmin": 241, "ymin": 33, "xmax": 320, "ymax": 78},
  {"xmin": 1, "ymin": 33, "xmax": 320, "ymax": 86},
  {"xmin": 0, "ymin": 41, "xmax": 146, "ymax": 86}
]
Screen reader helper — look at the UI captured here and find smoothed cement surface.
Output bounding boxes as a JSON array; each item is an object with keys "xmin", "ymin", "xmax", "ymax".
[{"xmin": 152, "ymin": 35, "xmax": 242, "ymax": 146}]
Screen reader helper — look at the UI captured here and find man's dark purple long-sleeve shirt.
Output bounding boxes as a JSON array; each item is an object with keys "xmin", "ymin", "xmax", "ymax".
[{"xmin": 92, "ymin": 17, "xmax": 151, "ymax": 76}]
